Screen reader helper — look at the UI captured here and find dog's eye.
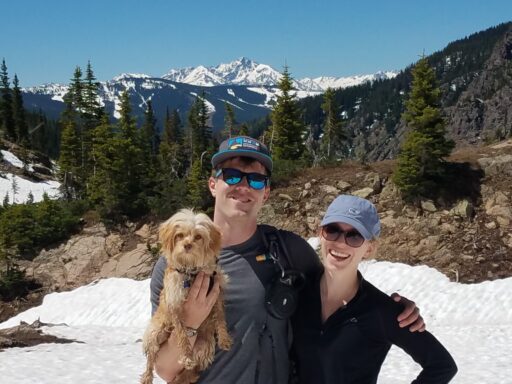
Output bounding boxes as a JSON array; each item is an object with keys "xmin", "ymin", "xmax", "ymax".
[
  {"xmin": 175, "ymin": 233, "xmax": 184, "ymax": 240},
  {"xmin": 194, "ymin": 234, "xmax": 202, "ymax": 241}
]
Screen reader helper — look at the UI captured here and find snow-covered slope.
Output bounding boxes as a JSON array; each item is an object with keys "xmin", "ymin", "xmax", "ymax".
[
  {"xmin": 0, "ymin": 150, "xmax": 60, "ymax": 203},
  {"xmin": 1, "ymin": 259, "xmax": 511, "ymax": 384}
]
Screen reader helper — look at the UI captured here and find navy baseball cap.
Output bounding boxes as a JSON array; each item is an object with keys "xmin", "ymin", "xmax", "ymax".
[
  {"xmin": 321, "ymin": 195, "xmax": 381, "ymax": 240},
  {"xmin": 211, "ymin": 136, "xmax": 273, "ymax": 173}
]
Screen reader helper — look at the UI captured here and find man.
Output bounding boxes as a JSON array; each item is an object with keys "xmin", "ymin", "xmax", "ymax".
[{"xmin": 150, "ymin": 136, "xmax": 424, "ymax": 383}]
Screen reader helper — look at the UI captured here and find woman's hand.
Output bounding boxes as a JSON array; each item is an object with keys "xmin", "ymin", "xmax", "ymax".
[
  {"xmin": 391, "ymin": 292, "xmax": 426, "ymax": 332},
  {"xmin": 181, "ymin": 272, "xmax": 220, "ymax": 329}
]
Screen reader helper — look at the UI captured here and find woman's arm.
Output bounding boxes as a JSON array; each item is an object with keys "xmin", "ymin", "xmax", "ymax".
[{"xmin": 381, "ymin": 304, "xmax": 457, "ymax": 383}]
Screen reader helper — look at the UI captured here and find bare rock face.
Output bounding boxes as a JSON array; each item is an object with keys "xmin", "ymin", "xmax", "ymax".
[
  {"xmin": 22, "ymin": 224, "xmax": 156, "ymax": 292},
  {"xmin": 445, "ymin": 31, "xmax": 512, "ymax": 146},
  {"xmin": 99, "ymin": 243, "xmax": 154, "ymax": 279}
]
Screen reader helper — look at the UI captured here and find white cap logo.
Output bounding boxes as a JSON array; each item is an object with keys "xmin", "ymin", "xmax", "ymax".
[{"xmin": 348, "ymin": 208, "xmax": 360, "ymax": 215}]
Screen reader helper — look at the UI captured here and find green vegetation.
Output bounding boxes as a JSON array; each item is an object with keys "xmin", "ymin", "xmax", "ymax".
[{"xmin": 392, "ymin": 58, "xmax": 455, "ymax": 201}]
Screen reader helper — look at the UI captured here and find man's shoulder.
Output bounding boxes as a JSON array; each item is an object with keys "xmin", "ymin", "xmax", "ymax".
[
  {"xmin": 258, "ymin": 224, "xmax": 310, "ymax": 248},
  {"xmin": 257, "ymin": 224, "xmax": 321, "ymax": 274}
]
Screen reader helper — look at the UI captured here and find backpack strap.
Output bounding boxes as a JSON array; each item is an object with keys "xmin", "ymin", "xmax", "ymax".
[{"xmin": 259, "ymin": 225, "xmax": 295, "ymax": 273}]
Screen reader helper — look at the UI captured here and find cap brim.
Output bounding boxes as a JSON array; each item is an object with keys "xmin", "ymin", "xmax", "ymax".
[
  {"xmin": 320, "ymin": 215, "xmax": 372, "ymax": 240},
  {"xmin": 212, "ymin": 150, "xmax": 273, "ymax": 173}
]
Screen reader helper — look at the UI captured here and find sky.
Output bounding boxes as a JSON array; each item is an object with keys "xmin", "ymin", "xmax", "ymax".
[
  {"xmin": 1, "ymin": 258, "xmax": 511, "ymax": 383},
  {"xmin": 2, "ymin": 0, "xmax": 512, "ymax": 87}
]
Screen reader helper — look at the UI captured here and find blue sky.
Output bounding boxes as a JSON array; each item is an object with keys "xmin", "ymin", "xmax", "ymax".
[{"xmin": 2, "ymin": 0, "xmax": 512, "ymax": 87}]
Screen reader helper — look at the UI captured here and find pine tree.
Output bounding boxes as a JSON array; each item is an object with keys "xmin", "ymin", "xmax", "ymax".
[
  {"xmin": 58, "ymin": 93, "xmax": 81, "ymax": 199},
  {"xmin": 81, "ymin": 61, "xmax": 103, "ymax": 187},
  {"xmin": 12, "ymin": 74, "xmax": 29, "ymax": 146},
  {"xmin": 320, "ymin": 87, "xmax": 345, "ymax": 161},
  {"xmin": 222, "ymin": 102, "xmax": 237, "ymax": 139},
  {"xmin": 83, "ymin": 61, "xmax": 102, "ymax": 118},
  {"xmin": 161, "ymin": 108, "xmax": 187, "ymax": 177},
  {"xmin": 239, "ymin": 123, "xmax": 249, "ymax": 136},
  {"xmin": 186, "ymin": 158, "xmax": 209, "ymax": 209},
  {"xmin": 140, "ymin": 100, "xmax": 159, "ymax": 198},
  {"xmin": 88, "ymin": 114, "xmax": 123, "ymax": 218},
  {"xmin": 152, "ymin": 108, "xmax": 187, "ymax": 216},
  {"xmin": 116, "ymin": 90, "xmax": 146, "ymax": 217},
  {"xmin": 187, "ymin": 93, "xmax": 212, "ymax": 162},
  {"xmin": 270, "ymin": 66, "xmax": 306, "ymax": 160},
  {"xmin": 392, "ymin": 57, "xmax": 455, "ymax": 200},
  {"xmin": 0, "ymin": 59, "xmax": 15, "ymax": 141},
  {"xmin": 141, "ymin": 100, "xmax": 158, "ymax": 159}
]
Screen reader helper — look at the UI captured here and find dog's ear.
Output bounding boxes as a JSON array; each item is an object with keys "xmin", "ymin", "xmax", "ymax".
[
  {"xmin": 208, "ymin": 222, "xmax": 222, "ymax": 255},
  {"xmin": 159, "ymin": 219, "xmax": 176, "ymax": 255}
]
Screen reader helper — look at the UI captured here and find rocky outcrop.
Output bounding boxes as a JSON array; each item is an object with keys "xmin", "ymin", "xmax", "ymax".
[
  {"xmin": 445, "ymin": 30, "xmax": 512, "ymax": 146},
  {"xmin": 19, "ymin": 223, "xmax": 158, "ymax": 292}
]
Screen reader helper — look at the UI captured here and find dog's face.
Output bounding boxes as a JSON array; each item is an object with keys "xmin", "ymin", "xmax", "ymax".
[{"xmin": 159, "ymin": 209, "xmax": 222, "ymax": 268}]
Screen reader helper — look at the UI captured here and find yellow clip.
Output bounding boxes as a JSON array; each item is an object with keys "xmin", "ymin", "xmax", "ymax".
[{"xmin": 255, "ymin": 254, "xmax": 267, "ymax": 262}]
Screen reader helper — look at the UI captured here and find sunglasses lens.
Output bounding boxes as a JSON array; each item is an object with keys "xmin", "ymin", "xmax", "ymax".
[
  {"xmin": 219, "ymin": 169, "xmax": 267, "ymax": 190},
  {"xmin": 323, "ymin": 225, "xmax": 341, "ymax": 241},
  {"xmin": 345, "ymin": 231, "xmax": 364, "ymax": 247},
  {"xmin": 322, "ymin": 225, "xmax": 365, "ymax": 247},
  {"xmin": 247, "ymin": 173, "xmax": 267, "ymax": 190},
  {"xmin": 221, "ymin": 169, "xmax": 242, "ymax": 185}
]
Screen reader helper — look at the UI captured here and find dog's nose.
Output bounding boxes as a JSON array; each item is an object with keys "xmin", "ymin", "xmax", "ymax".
[{"xmin": 184, "ymin": 243, "xmax": 192, "ymax": 251}]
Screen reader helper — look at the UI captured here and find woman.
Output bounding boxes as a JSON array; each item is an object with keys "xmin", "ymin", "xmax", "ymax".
[{"xmin": 291, "ymin": 195, "xmax": 457, "ymax": 383}]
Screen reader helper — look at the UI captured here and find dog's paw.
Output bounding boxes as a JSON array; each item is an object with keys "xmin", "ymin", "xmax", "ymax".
[{"xmin": 218, "ymin": 335, "xmax": 233, "ymax": 351}]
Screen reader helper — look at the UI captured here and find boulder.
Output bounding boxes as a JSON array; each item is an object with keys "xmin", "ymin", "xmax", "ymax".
[{"xmin": 352, "ymin": 187, "xmax": 374, "ymax": 199}]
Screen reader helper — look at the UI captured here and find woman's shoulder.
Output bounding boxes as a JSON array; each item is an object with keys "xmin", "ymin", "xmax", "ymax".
[{"xmin": 361, "ymin": 278, "xmax": 403, "ymax": 317}]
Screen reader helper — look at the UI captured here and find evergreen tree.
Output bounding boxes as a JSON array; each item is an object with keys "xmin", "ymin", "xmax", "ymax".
[
  {"xmin": 116, "ymin": 90, "xmax": 146, "ymax": 217},
  {"xmin": 239, "ymin": 123, "xmax": 249, "ymax": 136},
  {"xmin": 186, "ymin": 158, "xmax": 209, "ymax": 209},
  {"xmin": 320, "ymin": 87, "xmax": 345, "ymax": 161},
  {"xmin": 0, "ymin": 59, "xmax": 15, "ymax": 140},
  {"xmin": 222, "ymin": 102, "xmax": 237, "ymax": 139},
  {"xmin": 161, "ymin": 108, "xmax": 187, "ymax": 177},
  {"xmin": 140, "ymin": 100, "xmax": 159, "ymax": 198},
  {"xmin": 141, "ymin": 100, "xmax": 158, "ymax": 159},
  {"xmin": 187, "ymin": 93, "xmax": 212, "ymax": 162},
  {"xmin": 88, "ymin": 114, "xmax": 123, "ymax": 218},
  {"xmin": 392, "ymin": 57, "xmax": 455, "ymax": 200},
  {"xmin": 83, "ymin": 61, "xmax": 102, "ymax": 118},
  {"xmin": 152, "ymin": 108, "xmax": 187, "ymax": 216},
  {"xmin": 58, "ymin": 93, "xmax": 81, "ymax": 199},
  {"xmin": 269, "ymin": 66, "xmax": 306, "ymax": 160},
  {"xmin": 81, "ymin": 61, "xmax": 103, "ymax": 185},
  {"xmin": 12, "ymin": 74, "xmax": 29, "ymax": 146}
]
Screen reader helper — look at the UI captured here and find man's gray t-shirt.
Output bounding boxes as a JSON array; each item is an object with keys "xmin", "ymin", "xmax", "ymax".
[{"xmin": 150, "ymin": 225, "xmax": 321, "ymax": 384}]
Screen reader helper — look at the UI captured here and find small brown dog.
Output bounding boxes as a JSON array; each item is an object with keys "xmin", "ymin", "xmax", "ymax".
[{"xmin": 141, "ymin": 209, "xmax": 232, "ymax": 384}]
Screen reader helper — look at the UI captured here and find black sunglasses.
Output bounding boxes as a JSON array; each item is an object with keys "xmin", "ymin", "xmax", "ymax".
[
  {"xmin": 215, "ymin": 168, "xmax": 269, "ymax": 190},
  {"xmin": 321, "ymin": 224, "xmax": 365, "ymax": 248}
]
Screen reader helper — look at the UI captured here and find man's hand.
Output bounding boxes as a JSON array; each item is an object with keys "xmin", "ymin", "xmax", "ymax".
[
  {"xmin": 181, "ymin": 272, "xmax": 220, "ymax": 329},
  {"xmin": 391, "ymin": 292, "xmax": 426, "ymax": 332}
]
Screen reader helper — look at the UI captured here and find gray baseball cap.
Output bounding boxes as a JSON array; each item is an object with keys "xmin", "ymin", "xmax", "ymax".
[
  {"xmin": 321, "ymin": 195, "xmax": 381, "ymax": 240},
  {"xmin": 211, "ymin": 136, "xmax": 273, "ymax": 173}
]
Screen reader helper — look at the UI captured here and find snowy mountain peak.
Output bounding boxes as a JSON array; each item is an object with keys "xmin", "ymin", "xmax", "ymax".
[
  {"xmin": 162, "ymin": 58, "xmax": 397, "ymax": 91},
  {"xmin": 112, "ymin": 73, "xmax": 152, "ymax": 82}
]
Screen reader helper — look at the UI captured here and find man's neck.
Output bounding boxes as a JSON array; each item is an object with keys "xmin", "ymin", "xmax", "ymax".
[{"xmin": 214, "ymin": 215, "xmax": 258, "ymax": 247}]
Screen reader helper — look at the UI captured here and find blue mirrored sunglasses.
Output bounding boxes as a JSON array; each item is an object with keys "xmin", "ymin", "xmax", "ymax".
[{"xmin": 215, "ymin": 168, "xmax": 269, "ymax": 190}]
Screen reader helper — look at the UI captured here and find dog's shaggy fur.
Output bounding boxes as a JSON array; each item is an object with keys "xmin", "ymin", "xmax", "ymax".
[{"xmin": 141, "ymin": 209, "xmax": 231, "ymax": 384}]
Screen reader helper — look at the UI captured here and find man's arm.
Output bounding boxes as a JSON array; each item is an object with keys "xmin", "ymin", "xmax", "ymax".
[
  {"xmin": 391, "ymin": 293, "xmax": 426, "ymax": 332},
  {"xmin": 149, "ymin": 263, "xmax": 220, "ymax": 382}
]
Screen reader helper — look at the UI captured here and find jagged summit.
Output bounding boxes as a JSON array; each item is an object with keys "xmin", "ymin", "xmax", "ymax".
[{"xmin": 162, "ymin": 57, "xmax": 396, "ymax": 90}]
